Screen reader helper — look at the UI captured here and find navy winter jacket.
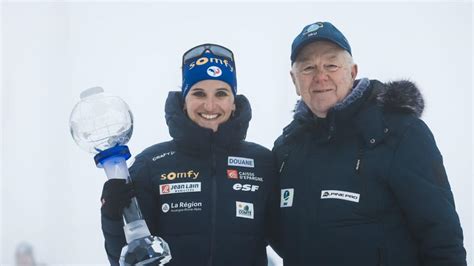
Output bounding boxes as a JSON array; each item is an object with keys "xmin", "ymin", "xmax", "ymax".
[
  {"xmin": 273, "ymin": 79, "xmax": 466, "ymax": 266},
  {"xmin": 102, "ymin": 92, "xmax": 279, "ymax": 266}
]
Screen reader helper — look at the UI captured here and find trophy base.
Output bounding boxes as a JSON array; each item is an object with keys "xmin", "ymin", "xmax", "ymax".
[{"xmin": 119, "ymin": 235, "xmax": 172, "ymax": 266}]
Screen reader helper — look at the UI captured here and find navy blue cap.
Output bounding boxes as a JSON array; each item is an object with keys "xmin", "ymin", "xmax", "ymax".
[
  {"xmin": 182, "ymin": 53, "xmax": 237, "ymax": 98},
  {"xmin": 291, "ymin": 21, "xmax": 351, "ymax": 63}
]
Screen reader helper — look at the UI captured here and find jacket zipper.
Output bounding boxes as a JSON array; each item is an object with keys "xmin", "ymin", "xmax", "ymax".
[
  {"xmin": 377, "ymin": 247, "xmax": 385, "ymax": 266},
  {"xmin": 355, "ymin": 148, "xmax": 364, "ymax": 174},
  {"xmin": 279, "ymin": 152, "xmax": 290, "ymax": 174},
  {"xmin": 208, "ymin": 140, "xmax": 217, "ymax": 266}
]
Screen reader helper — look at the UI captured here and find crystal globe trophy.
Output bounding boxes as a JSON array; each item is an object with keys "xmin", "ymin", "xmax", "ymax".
[{"xmin": 69, "ymin": 87, "xmax": 171, "ymax": 265}]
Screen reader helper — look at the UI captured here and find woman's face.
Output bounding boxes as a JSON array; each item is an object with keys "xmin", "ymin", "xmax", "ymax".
[{"xmin": 184, "ymin": 79, "xmax": 235, "ymax": 132}]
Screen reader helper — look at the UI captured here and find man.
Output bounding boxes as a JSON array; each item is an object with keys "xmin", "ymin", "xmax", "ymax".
[{"xmin": 272, "ymin": 21, "xmax": 466, "ymax": 266}]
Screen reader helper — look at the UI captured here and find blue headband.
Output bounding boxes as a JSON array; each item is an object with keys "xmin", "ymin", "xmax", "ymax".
[{"xmin": 182, "ymin": 55, "xmax": 237, "ymax": 98}]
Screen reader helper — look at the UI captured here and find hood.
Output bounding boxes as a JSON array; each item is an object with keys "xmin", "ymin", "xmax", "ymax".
[
  {"xmin": 376, "ymin": 80, "xmax": 424, "ymax": 118},
  {"xmin": 293, "ymin": 79, "xmax": 425, "ymax": 120},
  {"xmin": 164, "ymin": 91, "xmax": 251, "ymax": 152}
]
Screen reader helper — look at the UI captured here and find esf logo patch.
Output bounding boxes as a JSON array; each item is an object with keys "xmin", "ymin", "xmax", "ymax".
[
  {"xmin": 160, "ymin": 170, "xmax": 199, "ymax": 181},
  {"xmin": 160, "ymin": 182, "xmax": 201, "ymax": 195},
  {"xmin": 233, "ymin": 183, "xmax": 259, "ymax": 192},
  {"xmin": 236, "ymin": 201, "xmax": 254, "ymax": 219},
  {"xmin": 320, "ymin": 190, "xmax": 360, "ymax": 203},
  {"xmin": 228, "ymin": 156, "xmax": 254, "ymax": 168}
]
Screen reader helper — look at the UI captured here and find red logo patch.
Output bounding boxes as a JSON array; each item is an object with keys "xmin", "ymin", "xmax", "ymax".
[
  {"xmin": 161, "ymin": 184, "xmax": 170, "ymax": 194},
  {"xmin": 227, "ymin": 169, "xmax": 238, "ymax": 179}
]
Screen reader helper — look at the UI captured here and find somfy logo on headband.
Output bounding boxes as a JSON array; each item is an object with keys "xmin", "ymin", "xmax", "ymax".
[
  {"xmin": 207, "ymin": 66, "xmax": 222, "ymax": 77},
  {"xmin": 187, "ymin": 56, "xmax": 234, "ymax": 72}
]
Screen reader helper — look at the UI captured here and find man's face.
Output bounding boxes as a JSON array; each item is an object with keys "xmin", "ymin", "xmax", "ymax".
[{"xmin": 291, "ymin": 41, "xmax": 358, "ymax": 118}]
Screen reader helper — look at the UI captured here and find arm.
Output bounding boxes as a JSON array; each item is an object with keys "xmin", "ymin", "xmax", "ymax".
[
  {"xmin": 388, "ymin": 119, "xmax": 466, "ymax": 266},
  {"xmin": 265, "ymin": 153, "xmax": 283, "ymax": 257},
  {"xmin": 100, "ymin": 155, "xmax": 158, "ymax": 265}
]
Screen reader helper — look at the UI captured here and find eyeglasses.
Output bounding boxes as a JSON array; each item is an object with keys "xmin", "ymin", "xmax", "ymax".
[
  {"xmin": 182, "ymin": 43, "xmax": 234, "ymax": 65},
  {"xmin": 295, "ymin": 63, "xmax": 342, "ymax": 76}
]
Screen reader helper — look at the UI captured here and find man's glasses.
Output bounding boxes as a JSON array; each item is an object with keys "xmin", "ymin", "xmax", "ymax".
[
  {"xmin": 295, "ymin": 63, "xmax": 342, "ymax": 76},
  {"xmin": 182, "ymin": 43, "xmax": 234, "ymax": 65}
]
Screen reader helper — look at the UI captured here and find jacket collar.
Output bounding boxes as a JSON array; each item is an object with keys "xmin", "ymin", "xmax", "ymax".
[
  {"xmin": 280, "ymin": 79, "xmax": 425, "ymax": 148},
  {"xmin": 165, "ymin": 91, "xmax": 251, "ymax": 153}
]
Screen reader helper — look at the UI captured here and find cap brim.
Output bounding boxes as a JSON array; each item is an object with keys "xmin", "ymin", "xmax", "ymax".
[{"xmin": 291, "ymin": 36, "xmax": 349, "ymax": 63}]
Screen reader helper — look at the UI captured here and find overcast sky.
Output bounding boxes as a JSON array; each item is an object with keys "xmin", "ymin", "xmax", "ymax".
[{"xmin": 1, "ymin": 1, "xmax": 472, "ymax": 265}]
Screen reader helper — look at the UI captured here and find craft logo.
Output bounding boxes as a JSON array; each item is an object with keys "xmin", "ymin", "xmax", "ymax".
[{"xmin": 152, "ymin": 151, "xmax": 175, "ymax": 161}]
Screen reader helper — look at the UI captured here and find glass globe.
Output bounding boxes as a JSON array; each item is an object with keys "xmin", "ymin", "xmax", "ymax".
[{"xmin": 69, "ymin": 87, "xmax": 133, "ymax": 154}]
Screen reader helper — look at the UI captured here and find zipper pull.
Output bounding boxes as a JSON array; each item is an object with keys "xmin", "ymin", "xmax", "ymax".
[
  {"xmin": 279, "ymin": 161, "xmax": 286, "ymax": 173},
  {"xmin": 355, "ymin": 158, "xmax": 361, "ymax": 172},
  {"xmin": 279, "ymin": 154, "xmax": 289, "ymax": 173}
]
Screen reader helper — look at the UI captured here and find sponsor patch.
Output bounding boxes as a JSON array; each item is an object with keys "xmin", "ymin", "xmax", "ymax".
[
  {"xmin": 280, "ymin": 188, "xmax": 294, "ymax": 208},
  {"xmin": 228, "ymin": 156, "xmax": 254, "ymax": 168},
  {"xmin": 161, "ymin": 203, "xmax": 170, "ymax": 213},
  {"xmin": 161, "ymin": 201, "xmax": 202, "ymax": 213},
  {"xmin": 236, "ymin": 201, "xmax": 254, "ymax": 219},
  {"xmin": 161, "ymin": 170, "xmax": 199, "ymax": 181},
  {"xmin": 160, "ymin": 182, "xmax": 201, "ymax": 195},
  {"xmin": 227, "ymin": 169, "xmax": 238, "ymax": 179},
  {"xmin": 320, "ymin": 190, "xmax": 360, "ymax": 203},
  {"xmin": 233, "ymin": 183, "xmax": 259, "ymax": 192},
  {"xmin": 152, "ymin": 151, "xmax": 175, "ymax": 161},
  {"xmin": 207, "ymin": 66, "xmax": 222, "ymax": 77},
  {"xmin": 238, "ymin": 171, "xmax": 263, "ymax": 182}
]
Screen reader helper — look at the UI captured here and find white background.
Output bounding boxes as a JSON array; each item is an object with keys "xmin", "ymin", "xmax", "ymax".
[{"xmin": 1, "ymin": 1, "xmax": 472, "ymax": 265}]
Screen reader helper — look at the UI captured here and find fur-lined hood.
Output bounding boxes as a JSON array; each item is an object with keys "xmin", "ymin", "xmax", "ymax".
[
  {"xmin": 294, "ymin": 79, "xmax": 424, "ymax": 119},
  {"xmin": 376, "ymin": 80, "xmax": 424, "ymax": 118},
  {"xmin": 277, "ymin": 79, "xmax": 426, "ymax": 147}
]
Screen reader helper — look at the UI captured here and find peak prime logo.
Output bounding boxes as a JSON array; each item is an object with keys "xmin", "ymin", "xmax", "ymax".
[{"xmin": 320, "ymin": 190, "xmax": 360, "ymax": 203}]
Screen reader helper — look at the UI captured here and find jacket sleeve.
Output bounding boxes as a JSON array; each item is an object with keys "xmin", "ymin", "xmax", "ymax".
[
  {"xmin": 100, "ymin": 154, "xmax": 159, "ymax": 265},
  {"xmin": 266, "ymin": 151, "xmax": 284, "ymax": 257},
  {"xmin": 387, "ymin": 119, "xmax": 466, "ymax": 266},
  {"xmin": 101, "ymin": 216, "xmax": 125, "ymax": 265}
]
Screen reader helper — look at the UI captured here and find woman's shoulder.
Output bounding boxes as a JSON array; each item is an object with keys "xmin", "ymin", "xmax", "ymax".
[{"xmin": 135, "ymin": 140, "xmax": 176, "ymax": 161}]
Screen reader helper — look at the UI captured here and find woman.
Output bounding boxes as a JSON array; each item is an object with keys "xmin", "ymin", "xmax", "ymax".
[{"xmin": 100, "ymin": 43, "xmax": 279, "ymax": 266}]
